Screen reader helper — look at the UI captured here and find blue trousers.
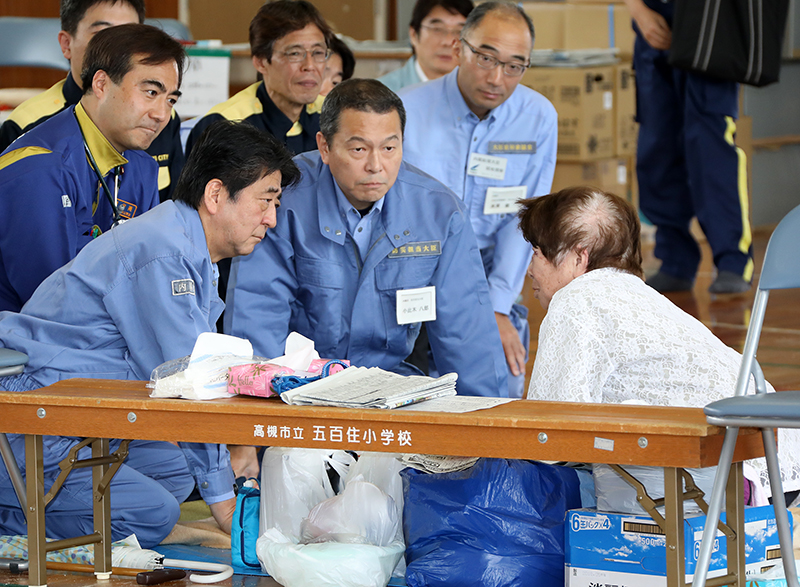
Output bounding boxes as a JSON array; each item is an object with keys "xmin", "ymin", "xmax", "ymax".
[
  {"xmin": 0, "ymin": 436, "xmax": 194, "ymax": 548},
  {"xmin": 634, "ymin": 0, "xmax": 753, "ymax": 281}
]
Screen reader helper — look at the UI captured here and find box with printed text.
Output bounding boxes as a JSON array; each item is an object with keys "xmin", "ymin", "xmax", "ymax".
[{"xmin": 565, "ymin": 506, "xmax": 784, "ymax": 587}]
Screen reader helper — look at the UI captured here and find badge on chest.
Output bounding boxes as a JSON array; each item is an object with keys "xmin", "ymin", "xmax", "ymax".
[
  {"xmin": 397, "ymin": 286, "xmax": 436, "ymax": 325},
  {"xmin": 467, "ymin": 152, "xmax": 507, "ymax": 181}
]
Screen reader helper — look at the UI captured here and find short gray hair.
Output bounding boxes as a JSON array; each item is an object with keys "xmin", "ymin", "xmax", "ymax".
[{"xmin": 460, "ymin": 0, "xmax": 534, "ymax": 47}]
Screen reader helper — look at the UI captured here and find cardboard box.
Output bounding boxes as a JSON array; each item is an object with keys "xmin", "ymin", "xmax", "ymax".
[
  {"xmin": 523, "ymin": 66, "xmax": 615, "ymax": 160},
  {"xmin": 565, "ymin": 506, "xmax": 784, "ymax": 587},
  {"xmin": 522, "ymin": 3, "xmax": 635, "ymax": 58},
  {"xmin": 565, "ymin": 4, "xmax": 635, "ymax": 59},
  {"xmin": 552, "ymin": 158, "xmax": 633, "ymax": 205},
  {"xmin": 522, "ymin": 3, "xmax": 566, "ymax": 51},
  {"xmin": 615, "ymin": 62, "xmax": 638, "ymax": 157}
]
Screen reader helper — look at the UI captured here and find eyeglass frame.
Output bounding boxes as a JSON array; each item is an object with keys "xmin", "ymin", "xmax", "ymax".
[
  {"xmin": 275, "ymin": 46, "xmax": 331, "ymax": 64},
  {"xmin": 459, "ymin": 38, "xmax": 529, "ymax": 77},
  {"xmin": 419, "ymin": 23, "xmax": 464, "ymax": 39}
]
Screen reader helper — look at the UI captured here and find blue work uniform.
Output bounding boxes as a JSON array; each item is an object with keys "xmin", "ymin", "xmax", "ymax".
[
  {"xmin": 633, "ymin": 0, "xmax": 753, "ymax": 282},
  {"xmin": 0, "ymin": 104, "xmax": 160, "ymax": 313},
  {"xmin": 400, "ymin": 68, "xmax": 558, "ymax": 397},
  {"xmin": 225, "ymin": 151, "xmax": 508, "ymax": 397},
  {"xmin": 0, "ymin": 200, "xmax": 234, "ymax": 547},
  {"xmin": 0, "ymin": 72, "xmax": 184, "ymax": 202},
  {"xmin": 378, "ymin": 57, "xmax": 424, "ymax": 93}
]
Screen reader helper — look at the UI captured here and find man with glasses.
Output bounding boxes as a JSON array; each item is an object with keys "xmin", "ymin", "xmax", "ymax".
[
  {"xmin": 186, "ymin": 0, "xmax": 332, "ymax": 157},
  {"xmin": 400, "ymin": 0, "xmax": 557, "ymax": 398},
  {"xmin": 379, "ymin": 0, "xmax": 473, "ymax": 92}
]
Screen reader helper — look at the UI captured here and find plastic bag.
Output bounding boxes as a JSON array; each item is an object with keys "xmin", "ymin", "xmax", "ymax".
[
  {"xmin": 300, "ymin": 477, "xmax": 399, "ymax": 546},
  {"xmin": 593, "ymin": 463, "xmax": 717, "ymax": 515},
  {"xmin": 256, "ymin": 528, "xmax": 404, "ymax": 587},
  {"xmin": 257, "ymin": 449, "xmax": 404, "ymax": 587},
  {"xmin": 346, "ymin": 452, "xmax": 407, "ymax": 577},
  {"xmin": 402, "ymin": 458, "xmax": 581, "ymax": 587},
  {"xmin": 259, "ymin": 448, "xmax": 354, "ymax": 542}
]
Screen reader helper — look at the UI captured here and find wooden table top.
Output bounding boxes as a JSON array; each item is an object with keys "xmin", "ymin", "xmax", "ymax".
[{"xmin": 0, "ymin": 379, "xmax": 764, "ymax": 468}]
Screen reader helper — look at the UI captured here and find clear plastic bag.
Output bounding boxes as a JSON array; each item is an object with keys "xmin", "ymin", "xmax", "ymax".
[
  {"xmin": 593, "ymin": 463, "xmax": 718, "ymax": 515},
  {"xmin": 257, "ymin": 449, "xmax": 404, "ymax": 587},
  {"xmin": 300, "ymin": 477, "xmax": 399, "ymax": 546},
  {"xmin": 259, "ymin": 448, "xmax": 354, "ymax": 542}
]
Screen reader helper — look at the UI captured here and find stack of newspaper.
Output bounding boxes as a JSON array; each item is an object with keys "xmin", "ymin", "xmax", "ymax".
[{"xmin": 279, "ymin": 366, "xmax": 457, "ymax": 409}]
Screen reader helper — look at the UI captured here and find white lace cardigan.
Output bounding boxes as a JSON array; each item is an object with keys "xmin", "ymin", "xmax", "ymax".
[{"xmin": 528, "ymin": 268, "xmax": 800, "ymax": 494}]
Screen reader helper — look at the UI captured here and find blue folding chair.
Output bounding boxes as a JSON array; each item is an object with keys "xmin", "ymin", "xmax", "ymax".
[
  {"xmin": 0, "ymin": 18, "xmax": 68, "ymax": 70},
  {"xmin": 692, "ymin": 204, "xmax": 800, "ymax": 587}
]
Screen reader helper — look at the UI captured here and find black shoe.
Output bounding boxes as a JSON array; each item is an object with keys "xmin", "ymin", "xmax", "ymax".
[
  {"xmin": 709, "ymin": 271, "xmax": 751, "ymax": 294},
  {"xmin": 646, "ymin": 272, "xmax": 693, "ymax": 293}
]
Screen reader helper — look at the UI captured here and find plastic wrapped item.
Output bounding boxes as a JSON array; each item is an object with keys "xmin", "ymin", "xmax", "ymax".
[
  {"xmin": 346, "ymin": 453, "xmax": 407, "ymax": 577},
  {"xmin": 256, "ymin": 528, "xmax": 404, "ymax": 587},
  {"xmin": 227, "ymin": 358, "xmax": 350, "ymax": 398},
  {"xmin": 256, "ymin": 449, "xmax": 404, "ymax": 587},
  {"xmin": 259, "ymin": 448, "xmax": 354, "ymax": 542},
  {"xmin": 402, "ymin": 458, "xmax": 581, "ymax": 587},
  {"xmin": 300, "ymin": 477, "xmax": 399, "ymax": 546},
  {"xmin": 593, "ymin": 463, "xmax": 717, "ymax": 515}
]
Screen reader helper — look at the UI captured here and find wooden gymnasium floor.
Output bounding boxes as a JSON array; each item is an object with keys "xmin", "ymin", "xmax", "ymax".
[{"xmin": 1, "ymin": 229, "xmax": 799, "ymax": 587}]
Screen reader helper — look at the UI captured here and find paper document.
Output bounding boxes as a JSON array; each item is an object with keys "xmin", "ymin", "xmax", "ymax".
[
  {"xmin": 397, "ymin": 395, "xmax": 515, "ymax": 413},
  {"xmin": 280, "ymin": 366, "xmax": 458, "ymax": 409}
]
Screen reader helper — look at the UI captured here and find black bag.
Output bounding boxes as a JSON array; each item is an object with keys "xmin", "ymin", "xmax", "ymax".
[{"xmin": 668, "ymin": 0, "xmax": 790, "ymax": 87}]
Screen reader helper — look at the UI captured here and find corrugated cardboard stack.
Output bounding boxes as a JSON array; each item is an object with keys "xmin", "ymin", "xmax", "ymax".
[{"xmin": 522, "ymin": 1, "xmax": 639, "ymax": 208}]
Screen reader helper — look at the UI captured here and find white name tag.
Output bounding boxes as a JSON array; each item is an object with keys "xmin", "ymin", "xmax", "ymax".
[
  {"xmin": 396, "ymin": 286, "xmax": 436, "ymax": 325},
  {"xmin": 484, "ymin": 185, "xmax": 527, "ymax": 215},
  {"xmin": 467, "ymin": 152, "xmax": 507, "ymax": 180}
]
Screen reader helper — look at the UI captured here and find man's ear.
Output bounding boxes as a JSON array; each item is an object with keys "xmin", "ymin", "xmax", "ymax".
[
  {"xmin": 252, "ymin": 55, "xmax": 269, "ymax": 77},
  {"xmin": 91, "ymin": 70, "xmax": 111, "ymax": 98},
  {"xmin": 317, "ymin": 131, "xmax": 330, "ymax": 164},
  {"xmin": 409, "ymin": 26, "xmax": 420, "ymax": 51},
  {"xmin": 58, "ymin": 30, "xmax": 73, "ymax": 60},
  {"xmin": 202, "ymin": 179, "xmax": 225, "ymax": 215}
]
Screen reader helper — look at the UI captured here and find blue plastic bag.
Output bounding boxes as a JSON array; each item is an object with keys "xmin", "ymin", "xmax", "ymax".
[{"xmin": 402, "ymin": 458, "xmax": 581, "ymax": 587}]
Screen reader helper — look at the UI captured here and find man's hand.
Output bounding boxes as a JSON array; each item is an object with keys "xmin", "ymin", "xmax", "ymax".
[
  {"xmin": 624, "ymin": 0, "xmax": 671, "ymax": 50},
  {"xmin": 209, "ymin": 497, "xmax": 236, "ymax": 535},
  {"xmin": 495, "ymin": 312, "xmax": 526, "ymax": 378},
  {"xmin": 228, "ymin": 445, "xmax": 260, "ymax": 481}
]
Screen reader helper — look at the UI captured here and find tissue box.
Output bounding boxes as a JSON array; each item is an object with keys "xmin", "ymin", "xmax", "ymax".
[
  {"xmin": 227, "ymin": 359, "xmax": 349, "ymax": 398},
  {"xmin": 565, "ymin": 506, "xmax": 784, "ymax": 586}
]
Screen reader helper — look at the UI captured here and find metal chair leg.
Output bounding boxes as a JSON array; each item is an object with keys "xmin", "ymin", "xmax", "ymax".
[
  {"xmin": 692, "ymin": 426, "xmax": 740, "ymax": 587},
  {"xmin": 762, "ymin": 428, "xmax": 799, "ymax": 587}
]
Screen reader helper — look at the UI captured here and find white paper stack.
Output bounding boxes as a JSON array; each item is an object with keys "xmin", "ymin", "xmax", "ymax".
[{"xmin": 280, "ymin": 367, "xmax": 457, "ymax": 409}]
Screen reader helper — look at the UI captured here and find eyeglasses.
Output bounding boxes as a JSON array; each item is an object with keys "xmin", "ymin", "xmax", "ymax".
[
  {"xmin": 420, "ymin": 23, "xmax": 463, "ymax": 39},
  {"xmin": 460, "ymin": 39, "xmax": 529, "ymax": 77},
  {"xmin": 277, "ymin": 47, "xmax": 331, "ymax": 63}
]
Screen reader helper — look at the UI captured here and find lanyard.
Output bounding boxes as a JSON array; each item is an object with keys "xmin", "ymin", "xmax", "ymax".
[{"xmin": 74, "ymin": 110, "xmax": 126, "ymax": 228}]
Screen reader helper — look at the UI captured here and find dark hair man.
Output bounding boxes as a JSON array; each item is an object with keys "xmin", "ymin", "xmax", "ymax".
[
  {"xmin": 225, "ymin": 79, "xmax": 508, "ymax": 398},
  {"xmin": 0, "ymin": 0, "xmax": 185, "ymax": 202},
  {"xmin": 320, "ymin": 36, "xmax": 356, "ymax": 96},
  {"xmin": 0, "ymin": 120, "xmax": 299, "ymax": 547},
  {"xmin": 0, "ymin": 24, "xmax": 186, "ymax": 313},
  {"xmin": 185, "ymin": 0, "xmax": 334, "ymax": 157},
  {"xmin": 378, "ymin": 0, "xmax": 474, "ymax": 92}
]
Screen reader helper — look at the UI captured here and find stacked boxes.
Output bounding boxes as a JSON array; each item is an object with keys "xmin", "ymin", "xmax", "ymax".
[{"xmin": 565, "ymin": 506, "xmax": 785, "ymax": 587}]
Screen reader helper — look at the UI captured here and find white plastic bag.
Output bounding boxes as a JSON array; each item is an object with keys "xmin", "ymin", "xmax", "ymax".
[
  {"xmin": 259, "ymin": 448, "xmax": 354, "ymax": 542},
  {"xmin": 345, "ymin": 452, "xmax": 407, "ymax": 577},
  {"xmin": 256, "ymin": 528, "xmax": 404, "ymax": 587},
  {"xmin": 300, "ymin": 477, "xmax": 399, "ymax": 546},
  {"xmin": 593, "ymin": 463, "xmax": 717, "ymax": 515}
]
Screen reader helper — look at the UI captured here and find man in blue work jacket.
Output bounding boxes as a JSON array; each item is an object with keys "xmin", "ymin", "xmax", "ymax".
[
  {"xmin": 0, "ymin": 120, "xmax": 300, "ymax": 547},
  {"xmin": 0, "ymin": 0, "xmax": 185, "ymax": 202},
  {"xmin": 400, "ymin": 1, "xmax": 557, "ymax": 397},
  {"xmin": 225, "ymin": 78, "xmax": 508, "ymax": 398},
  {"xmin": 0, "ymin": 24, "xmax": 185, "ymax": 313}
]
